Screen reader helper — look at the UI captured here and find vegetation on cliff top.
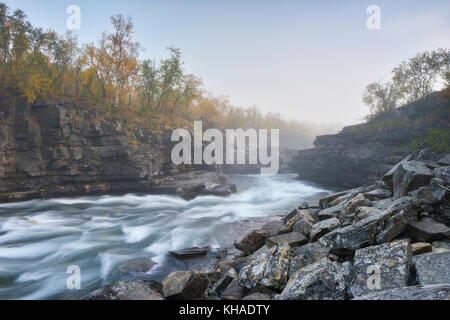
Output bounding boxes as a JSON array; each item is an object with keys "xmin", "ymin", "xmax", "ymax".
[{"xmin": 0, "ymin": 2, "xmax": 324, "ymax": 139}]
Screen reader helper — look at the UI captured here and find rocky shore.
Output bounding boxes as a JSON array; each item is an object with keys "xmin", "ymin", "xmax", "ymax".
[{"xmin": 87, "ymin": 148, "xmax": 450, "ymax": 300}]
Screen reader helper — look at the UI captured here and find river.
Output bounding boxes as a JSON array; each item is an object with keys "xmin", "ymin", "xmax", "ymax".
[{"xmin": 0, "ymin": 174, "xmax": 329, "ymax": 300}]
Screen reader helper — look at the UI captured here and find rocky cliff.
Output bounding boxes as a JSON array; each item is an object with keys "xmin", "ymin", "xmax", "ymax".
[
  {"xmin": 290, "ymin": 92, "xmax": 450, "ymax": 190},
  {"xmin": 0, "ymin": 97, "xmax": 232, "ymax": 202}
]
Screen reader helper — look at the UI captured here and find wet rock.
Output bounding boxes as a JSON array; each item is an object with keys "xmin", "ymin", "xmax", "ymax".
[
  {"xmin": 310, "ymin": 218, "xmax": 341, "ymax": 242},
  {"xmin": 434, "ymin": 166, "xmax": 450, "ymax": 184},
  {"xmin": 414, "ymin": 252, "xmax": 450, "ymax": 285},
  {"xmin": 205, "ymin": 183, "xmax": 237, "ymax": 197},
  {"xmin": 87, "ymin": 280, "xmax": 164, "ymax": 300},
  {"xmin": 169, "ymin": 246, "xmax": 210, "ymax": 259},
  {"xmin": 238, "ymin": 244, "xmax": 291, "ymax": 291},
  {"xmin": 176, "ymin": 183, "xmax": 206, "ymax": 200},
  {"xmin": 349, "ymin": 240, "xmax": 412, "ymax": 297},
  {"xmin": 279, "ymin": 259, "xmax": 347, "ymax": 300},
  {"xmin": 406, "ymin": 218, "xmax": 450, "ymax": 242},
  {"xmin": 411, "ymin": 242, "xmax": 432, "ymax": 255},
  {"xmin": 118, "ymin": 257, "xmax": 156, "ymax": 274},
  {"xmin": 391, "ymin": 161, "xmax": 433, "ymax": 198},
  {"xmin": 289, "ymin": 242, "xmax": 330, "ymax": 277},
  {"xmin": 293, "ymin": 219, "xmax": 313, "ymax": 237},
  {"xmin": 162, "ymin": 270, "xmax": 210, "ymax": 299},
  {"xmin": 319, "ymin": 197, "xmax": 419, "ymax": 252},
  {"xmin": 353, "ymin": 284, "xmax": 450, "ymax": 300},
  {"xmin": 210, "ymin": 268, "xmax": 236, "ymax": 296},
  {"xmin": 265, "ymin": 232, "xmax": 308, "ymax": 248}
]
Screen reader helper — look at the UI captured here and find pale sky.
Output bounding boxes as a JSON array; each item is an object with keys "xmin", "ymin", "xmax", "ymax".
[{"xmin": 5, "ymin": 0, "xmax": 450, "ymax": 126}]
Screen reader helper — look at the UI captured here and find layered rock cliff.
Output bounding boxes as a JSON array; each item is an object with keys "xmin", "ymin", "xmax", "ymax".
[
  {"xmin": 0, "ymin": 97, "xmax": 227, "ymax": 202},
  {"xmin": 290, "ymin": 92, "xmax": 450, "ymax": 190}
]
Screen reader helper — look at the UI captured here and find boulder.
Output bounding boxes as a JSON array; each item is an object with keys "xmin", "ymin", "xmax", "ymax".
[
  {"xmin": 310, "ymin": 218, "xmax": 341, "ymax": 242},
  {"xmin": 349, "ymin": 240, "xmax": 412, "ymax": 297},
  {"xmin": 339, "ymin": 193, "xmax": 371, "ymax": 224},
  {"xmin": 87, "ymin": 280, "xmax": 164, "ymax": 300},
  {"xmin": 406, "ymin": 218, "xmax": 450, "ymax": 242},
  {"xmin": 353, "ymin": 284, "xmax": 450, "ymax": 300},
  {"xmin": 279, "ymin": 259, "xmax": 347, "ymax": 300},
  {"xmin": 205, "ymin": 183, "xmax": 237, "ymax": 197},
  {"xmin": 437, "ymin": 153, "xmax": 450, "ymax": 166},
  {"xmin": 118, "ymin": 257, "xmax": 155, "ymax": 274},
  {"xmin": 354, "ymin": 206, "xmax": 381, "ymax": 222},
  {"xmin": 265, "ymin": 232, "xmax": 308, "ymax": 248},
  {"xmin": 391, "ymin": 161, "xmax": 433, "ymax": 198},
  {"xmin": 169, "ymin": 246, "xmax": 210, "ymax": 259},
  {"xmin": 220, "ymin": 279, "xmax": 246, "ymax": 300},
  {"xmin": 409, "ymin": 179, "xmax": 447, "ymax": 205},
  {"xmin": 434, "ymin": 166, "xmax": 450, "ymax": 184},
  {"xmin": 278, "ymin": 209, "xmax": 315, "ymax": 234},
  {"xmin": 319, "ymin": 197, "xmax": 419, "ymax": 253},
  {"xmin": 293, "ymin": 219, "xmax": 313, "ymax": 237},
  {"xmin": 234, "ymin": 221, "xmax": 281, "ymax": 256},
  {"xmin": 162, "ymin": 270, "xmax": 210, "ymax": 299},
  {"xmin": 289, "ymin": 242, "xmax": 330, "ymax": 277},
  {"xmin": 414, "ymin": 252, "xmax": 450, "ymax": 285},
  {"xmin": 238, "ymin": 244, "xmax": 291, "ymax": 291},
  {"xmin": 364, "ymin": 188, "xmax": 392, "ymax": 201},
  {"xmin": 243, "ymin": 292, "xmax": 273, "ymax": 300},
  {"xmin": 411, "ymin": 242, "xmax": 432, "ymax": 255}
]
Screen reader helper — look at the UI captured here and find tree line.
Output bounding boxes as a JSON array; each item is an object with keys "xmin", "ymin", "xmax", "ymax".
[
  {"xmin": 363, "ymin": 48, "xmax": 450, "ymax": 119},
  {"xmin": 0, "ymin": 3, "xmax": 315, "ymax": 137}
]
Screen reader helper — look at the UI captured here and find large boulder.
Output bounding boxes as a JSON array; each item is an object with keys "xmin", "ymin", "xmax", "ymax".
[
  {"xmin": 118, "ymin": 257, "xmax": 156, "ymax": 274},
  {"xmin": 169, "ymin": 246, "xmax": 209, "ymax": 259},
  {"xmin": 349, "ymin": 240, "xmax": 412, "ymax": 297},
  {"xmin": 414, "ymin": 252, "xmax": 450, "ymax": 285},
  {"xmin": 339, "ymin": 193, "xmax": 372, "ymax": 224},
  {"xmin": 406, "ymin": 218, "xmax": 450, "ymax": 242},
  {"xmin": 238, "ymin": 244, "xmax": 291, "ymax": 291},
  {"xmin": 434, "ymin": 166, "xmax": 450, "ymax": 184},
  {"xmin": 319, "ymin": 197, "xmax": 419, "ymax": 253},
  {"xmin": 278, "ymin": 209, "xmax": 315, "ymax": 234},
  {"xmin": 278, "ymin": 259, "xmax": 347, "ymax": 300},
  {"xmin": 265, "ymin": 232, "xmax": 308, "ymax": 248},
  {"xmin": 353, "ymin": 284, "xmax": 450, "ymax": 300},
  {"xmin": 162, "ymin": 270, "xmax": 210, "ymax": 299},
  {"xmin": 289, "ymin": 242, "xmax": 330, "ymax": 277},
  {"xmin": 391, "ymin": 161, "xmax": 433, "ymax": 198},
  {"xmin": 234, "ymin": 220, "xmax": 282, "ymax": 255},
  {"xmin": 310, "ymin": 218, "xmax": 341, "ymax": 242},
  {"xmin": 87, "ymin": 280, "xmax": 164, "ymax": 300}
]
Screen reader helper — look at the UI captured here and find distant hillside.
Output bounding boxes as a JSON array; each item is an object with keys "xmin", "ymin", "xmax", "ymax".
[{"xmin": 289, "ymin": 91, "xmax": 450, "ymax": 190}]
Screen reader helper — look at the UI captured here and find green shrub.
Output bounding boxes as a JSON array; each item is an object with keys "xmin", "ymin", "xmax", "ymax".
[{"xmin": 409, "ymin": 128, "xmax": 450, "ymax": 153}]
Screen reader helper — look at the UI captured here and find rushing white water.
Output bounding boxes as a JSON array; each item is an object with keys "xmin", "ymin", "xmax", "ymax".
[{"xmin": 0, "ymin": 174, "xmax": 329, "ymax": 300}]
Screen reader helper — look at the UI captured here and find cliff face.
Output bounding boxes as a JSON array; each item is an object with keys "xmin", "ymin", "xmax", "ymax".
[
  {"xmin": 0, "ymin": 97, "xmax": 204, "ymax": 202},
  {"xmin": 290, "ymin": 92, "xmax": 450, "ymax": 190}
]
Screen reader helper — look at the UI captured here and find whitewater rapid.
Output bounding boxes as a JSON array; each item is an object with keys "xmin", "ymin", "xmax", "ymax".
[{"xmin": 0, "ymin": 174, "xmax": 329, "ymax": 300}]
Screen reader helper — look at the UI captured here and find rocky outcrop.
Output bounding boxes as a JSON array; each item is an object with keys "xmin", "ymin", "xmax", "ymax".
[
  {"xmin": 0, "ymin": 97, "xmax": 235, "ymax": 202},
  {"xmin": 290, "ymin": 92, "xmax": 449, "ymax": 189},
  {"xmin": 86, "ymin": 280, "xmax": 164, "ymax": 300}
]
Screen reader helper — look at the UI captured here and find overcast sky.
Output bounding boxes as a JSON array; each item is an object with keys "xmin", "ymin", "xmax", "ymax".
[{"xmin": 5, "ymin": 0, "xmax": 450, "ymax": 126}]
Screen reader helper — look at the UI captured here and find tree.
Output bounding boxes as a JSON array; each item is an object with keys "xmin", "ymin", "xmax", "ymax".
[
  {"xmin": 107, "ymin": 15, "xmax": 139, "ymax": 107},
  {"xmin": 139, "ymin": 59, "xmax": 158, "ymax": 112},
  {"xmin": 362, "ymin": 81, "xmax": 401, "ymax": 116},
  {"xmin": 156, "ymin": 47, "xmax": 183, "ymax": 112},
  {"xmin": 392, "ymin": 49, "xmax": 450, "ymax": 103}
]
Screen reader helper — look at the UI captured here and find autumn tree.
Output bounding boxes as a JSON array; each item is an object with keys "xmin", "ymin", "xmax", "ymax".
[{"xmin": 362, "ymin": 81, "xmax": 401, "ymax": 117}]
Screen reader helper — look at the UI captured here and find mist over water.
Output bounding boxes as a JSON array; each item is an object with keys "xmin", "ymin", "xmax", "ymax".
[{"xmin": 0, "ymin": 174, "xmax": 329, "ymax": 300}]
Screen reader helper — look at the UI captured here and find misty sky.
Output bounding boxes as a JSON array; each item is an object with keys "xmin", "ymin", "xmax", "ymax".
[{"xmin": 5, "ymin": 0, "xmax": 450, "ymax": 126}]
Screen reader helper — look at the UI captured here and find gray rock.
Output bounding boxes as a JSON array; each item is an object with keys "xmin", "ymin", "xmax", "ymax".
[
  {"xmin": 373, "ymin": 197, "xmax": 395, "ymax": 210},
  {"xmin": 234, "ymin": 221, "xmax": 282, "ymax": 256},
  {"xmin": 310, "ymin": 218, "xmax": 341, "ymax": 242},
  {"xmin": 278, "ymin": 209, "xmax": 315, "ymax": 234},
  {"xmin": 353, "ymin": 284, "xmax": 450, "ymax": 300},
  {"xmin": 243, "ymin": 292, "xmax": 273, "ymax": 300},
  {"xmin": 279, "ymin": 259, "xmax": 347, "ymax": 300},
  {"xmin": 319, "ymin": 197, "xmax": 419, "ymax": 252},
  {"xmin": 118, "ymin": 257, "xmax": 156, "ymax": 274},
  {"xmin": 392, "ymin": 161, "xmax": 433, "ymax": 198},
  {"xmin": 354, "ymin": 206, "xmax": 381, "ymax": 222},
  {"xmin": 409, "ymin": 179, "xmax": 447, "ymax": 205},
  {"xmin": 162, "ymin": 270, "xmax": 210, "ymax": 299},
  {"xmin": 238, "ymin": 244, "xmax": 291, "ymax": 291},
  {"xmin": 339, "ymin": 193, "xmax": 372, "ymax": 224},
  {"xmin": 265, "ymin": 232, "xmax": 308, "ymax": 248},
  {"xmin": 293, "ymin": 219, "xmax": 313, "ymax": 237},
  {"xmin": 437, "ymin": 153, "xmax": 450, "ymax": 166},
  {"xmin": 220, "ymin": 279, "xmax": 246, "ymax": 300},
  {"xmin": 87, "ymin": 280, "xmax": 164, "ymax": 300},
  {"xmin": 406, "ymin": 218, "xmax": 450, "ymax": 242},
  {"xmin": 414, "ymin": 252, "xmax": 450, "ymax": 285},
  {"xmin": 349, "ymin": 240, "xmax": 412, "ymax": 297},
  {"xmin": 289, "ymin": 242, "xmax": 331, "ymax": 277},
  {"xmin": 169, "ymin": 246, "xmax": 210, "ymax": 259},
  {"xmin": 411, "ymin": 242, "xmax": 432, "ymax": 255},
  {"xmin": 434, "ymin": 166, "xmax": 450, "ymax": 183},
  {"xmin": 364, "ymin": 188, "xmax": 392, "ymax": 201}
]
